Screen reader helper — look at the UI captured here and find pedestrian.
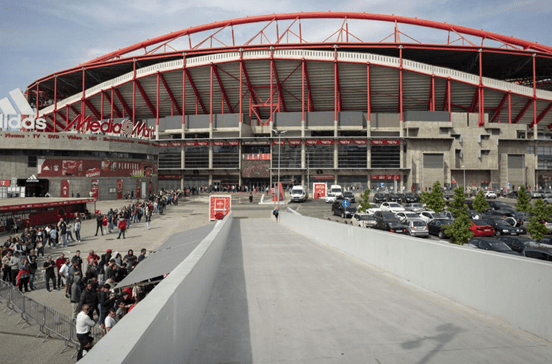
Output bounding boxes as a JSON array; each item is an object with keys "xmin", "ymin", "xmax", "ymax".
[
  {"xmin": 58, "ymin": 218, "xmax": 68, "ymax": 247},
  {"xmin": 43, "ymin": 255, "xmax": 57, "ymax": 292},
  {"xmin": 95, "ymin": 214, "xmax": 104, "ymax": 236},
  {"xmin": 59, "ymin": 258, "xmax": 71, "ymax": 297},
  {"xmin": 273, "ymin": 206, "xmax": 279, "ymax": 222},
  {"xmin": 249, "ymin": 193, "xmax": 253, "ymax": 203},
  {"xmin": 27, "ymin": 249, "xmax": 38, "ymax": 290},
  {"xmin": 17, "ymin": 256, "xmax": 30, "ymax": 292},
  {"xmin": 145, "ymin": 204, "xmax": 152, "ymax": 230},
  {"xmin": 70, "ymin": 272, "xmax": 82, "ymax": 319},
  {"xmin": 116, "ymin": 217, "xmax": 127, "ymax": 239},
  {"xmin": 74, "ymin": 217, "xmax": 82, "ymax": 242},
  {"xmin": 66, "ymin": 223, "xmax": 76, "ymax": 242},
  {"xmin": 102, "ymin": 215, "xmax": 108, "ymax": 235},
  {"xmin": 49, "ymin": 225, "xmax": 58, "ymax": 248},
  {"xmin": 10, "ymin": 252, "xmax": 20, "ymax": 286},
  {"xmin": 76, "ymin": 304, "xmax": 96, "ymax": 361}
]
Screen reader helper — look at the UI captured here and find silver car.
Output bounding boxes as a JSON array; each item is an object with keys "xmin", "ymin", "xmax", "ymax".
[
  {"xmin": 404, "ymin": 203, "xmax": 425, "ymax": 214},
  {"xmin": 405, "ymin": 219, "xmax": 429, "ymax": 237}
]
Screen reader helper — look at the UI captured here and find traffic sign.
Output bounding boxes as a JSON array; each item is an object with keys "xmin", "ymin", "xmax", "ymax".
[
  {"xmin": 342, "ymin": 199, "xmax": 350, "ymax": 208},
  {"xmin": 380, "ymin": 182, "xmax": 384, "ymax": 188}
]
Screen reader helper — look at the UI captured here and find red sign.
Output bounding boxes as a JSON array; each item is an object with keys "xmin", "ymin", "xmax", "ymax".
[
  {"xmin": 171, "ymin": 142, "xmax": 182, "ymax": 147},
  {"xmin": 38, "ymin": 159, "xmax": 156, "ymax": 179},
  {"xmin": 227, "ymin": 141, "xmax": 240, "ymax": 146},
  {"xmin": 313, "ymin": 175, "xmax": 335, "ymax": 180},
  {"xmin": 61, "ymin": 180, "xmax": 70, "ymax": 198},
  {"xmin": 159, "ymin": 175, "xmax": 180, "ymax": 179},
  {"xmin": 288, "ymin": 140, "xmax": 301, "ymax": 145},
  {"xmin": 117, "ymin": 179, "xmax": 123, "ymax": 200},
  {"xmin": 242, "ymin": 154, "xmax": 271, "ymax": 161},
  {"xmin": 212, "ymin": 141, "xmax": 225, "ymax": 146},
  {"xmin": 0, "ymin": 180, "xmax": 10, "ymax": 187},
  {"xmin": 306, "ymin": 140, "xmax": 334, "ymax": 145},
  {"xmin": 371, "ymin": 140, "xmax": 400, "ymax": 145},
  {"xmin": 370, "ymin": 175, "xmax": 401, "ymax": 180},
  {"xmin": 209, "ymin": 195, "xmax": 231, "ymax": 221},
  {"xmin": 91, "ymin": 180, "xmax": 99, "ymax": 199},
  {"xmin": 354, "ymin": 140, "xmax": 368, "ymax": 145},
  {"xmin": 314, "ymin": 183, "xmax": 327, "ymax": 198},
  {"xmin": 184, "ymin": 141, "xmax": 210, "ymax": 147},
  {"xmin": 338, "ymin": 140, "xmax": 352, "ymax": 145}
]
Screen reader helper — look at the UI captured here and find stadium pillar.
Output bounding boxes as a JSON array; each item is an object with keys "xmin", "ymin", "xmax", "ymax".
[
  {"xmin": 270, "ymin": 47, "xmax": 274, "ymax": 126},
  {"xmin": 100, "ymin": 91, "xmax": 104, "ymax": 120},
  {"xmin": 53, "ymin": 75, "xmax": 57, "ymax": 132},
  {"xmin": 182, "ymin": 53, "xmax": 186, "ymax": 139},
  {"xmin": 210, "ymin": 64, "xmax": 213, "ymax": 128},
  {"xmin": 430, "ymin": 75, "xmax": 435, "ymax": 112},
  {"xmin": 533, "ymin": 54, "xmax": 537, "ymax": 137},
  {"xmin": 110, "ymin": 88, "xmax": 114, "ymax": 122},
  {"xmin": 133, "ymin": 59, "xmax": 136, "ymax": 127},
  {"xmin": 447, "ymin": 78, "xmax": 451, "ymax": 121},
  {"xmin": 239, "ymin": 49, "xmax": 243, "ymax": 127},
  {"xmin": 334, "ymin": 45, "xmax": 338, "ymax": 137},
  {"xmin": 478, "ymin": 49, "xmax": 484, "ymax": 127},
  {"xmin": 81, "ymin": 67, "xmax": 86, "ymax": 131},
  {"xmin": 508, "ymin": 92, "xmax": 512, "ymax": 124},
  {"xmin": 302, "ymin": 59, "xmax": 305, "ymax": 138},
  {"xmin": 367, "ymin": 63, "xmax": 371, "ymax": 137},
  {"xmin": 156, "ymin": 72, "xmax": 160, "ymax": 139}
]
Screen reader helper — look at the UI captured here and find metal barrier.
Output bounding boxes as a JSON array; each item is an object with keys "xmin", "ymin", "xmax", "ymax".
[{"xmin": 0, "ymin": 279, "xmax": 103, "ymax": 358}]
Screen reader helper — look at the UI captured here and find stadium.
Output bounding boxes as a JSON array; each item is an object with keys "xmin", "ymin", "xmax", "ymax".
[{"xmin": 6, "ymin": 12, "xmax": 552, "ymax": 197}]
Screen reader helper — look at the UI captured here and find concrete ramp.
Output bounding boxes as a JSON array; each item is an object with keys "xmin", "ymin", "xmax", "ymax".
[{"xmin": 188, "ymin": 218, "xmax": 552, "ymax": 364}]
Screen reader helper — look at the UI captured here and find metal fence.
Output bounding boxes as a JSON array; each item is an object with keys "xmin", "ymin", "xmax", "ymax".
[{"xmin": 0, "ymin": 280, "xmax": 102, "ymax": 358}]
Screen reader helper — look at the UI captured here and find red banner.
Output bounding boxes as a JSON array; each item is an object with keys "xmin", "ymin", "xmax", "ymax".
[
  {"xmin": 370, "ymin": 175, "xmax": 401, "ymax": 180},
  {"xmin": 242, "ymin": 153, "xmax": 271, "ymax": 161},
  {"xmin": 159, "ymin": 175, "xmax": 180, "ymax": 179},
  {"xmin": 171, "ymin": 142, "xmax": 182, "ymax": 147},
  {"xmin": 209, "ymin": 195, "xmax": 231, "ymax": 221},
  {"xmin": 91, "ymin": 180, "xmax": 99, "ymax": 198},
  {"xmin": 306, "ymin": 140, "xmax": 334, "ymax": 145},
  {"xmin": 0, "ymin": 180, "xmax": 10, "ymax": 187},
  {"xmin": 38, "ymin": 159, "xmax": 156, "ymax": 178},
  {"xmin": 371, "ymin": 140, "xmax": 400, "ymax": 145},
  {"xmin": 338, "ymin": 140, "xmax": 352, "ymax": 145},
  {"xmin": 354, "ymin": 140, "xmax": 368, "ymax": 145},
  {"xmin": 184, "ymin": 141, "xmax": 210, "ymax": 147},
  {"xmin": 314, "ymin": 183, "xmax": 327, "ymax": 198},
  {"xmin": 117, "ymin": 179, "xmax": 123, "ymax": 199},
  {"xmin": 61, "ymin": 180, "xmax": 70, "ymax": 198},
  {"xmin": 313, "ymin": 175, "xmax": 335, "ymax": 180},
  {"xmin": 288, "ymin": 140, "xmax": 301, "ymax": 145}
]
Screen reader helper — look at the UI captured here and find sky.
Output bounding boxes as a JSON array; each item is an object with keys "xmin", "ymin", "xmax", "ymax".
[{"xmin": 1, "ymin": 0, "xmax": 551, "ymax": 100}]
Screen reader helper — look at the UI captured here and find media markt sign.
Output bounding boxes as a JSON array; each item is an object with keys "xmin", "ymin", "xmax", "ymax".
[
  {"xmin": 73, "ymin": 115, "xmax": 155, "ymax": 139},
  {"xmin": 0, "ymin": 89, "xmax": 47, "ymax": 130}
]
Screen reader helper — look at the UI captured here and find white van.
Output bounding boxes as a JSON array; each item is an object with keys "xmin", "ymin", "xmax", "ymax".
[
  {"xmin": 291, "ymin": 185, "xmax": 307, "ymax": 202},
  {"xmin": 330, "ymin": 185, "xmax": 343, "ymax": 199}
]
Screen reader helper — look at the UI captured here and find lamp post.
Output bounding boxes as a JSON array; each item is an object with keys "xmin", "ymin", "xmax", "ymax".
[{"xmin": 272, "ymin": 129, "xmax": 287, "ymax": 204}]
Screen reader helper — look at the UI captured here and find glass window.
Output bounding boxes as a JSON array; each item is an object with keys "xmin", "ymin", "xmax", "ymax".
[
  {"xmin": 338, "ymin": 145, "xmax": 367, "ymax": 168},
  {"xmin": 213, "ymin": 145, "xmax": 239, "ymax": 168},
  {"xmin": 273, "ymin": 144, "xmax": 301, "ymax": 169},
  {"xmin": 371, "ymin": 145, "xmax": 400, "ymax": 168}
]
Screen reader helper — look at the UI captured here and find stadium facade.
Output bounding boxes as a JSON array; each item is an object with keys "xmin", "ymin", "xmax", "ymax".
[{"xmin": 4, "ymin": 12, "xmax": 552, "ymax": 198}]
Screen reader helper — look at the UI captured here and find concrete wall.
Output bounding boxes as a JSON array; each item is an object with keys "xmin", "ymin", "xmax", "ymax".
[
  {"xmin": 280, "ymin": 211, "xmax": 552, "ymax": 342},
  {"xmin": 80, "ymin": 212, "xmax": 233, "ymax": 364}
]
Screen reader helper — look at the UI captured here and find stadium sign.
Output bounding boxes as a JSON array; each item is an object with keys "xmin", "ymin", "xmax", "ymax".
[
  {"xmin": 74, "ymin": 116, "xmax": 155, "ymax": 139},
  {"xmin": 0, "ymin": 89, "xmax": 47, "ymax": 131}
]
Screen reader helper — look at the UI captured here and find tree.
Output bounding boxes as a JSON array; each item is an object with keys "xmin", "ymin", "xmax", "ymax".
[
  {"xmin": 448, "ymin": 185, "xmax": 468, "ymax": 217},
  {"xmin": 516, "ymin": 185, "xmax": 532, "ymax": 213},
  {"xmin": 420, "ymin": 181, "xmax": 446, "ymax": 213},
  {"xmin": 472, "ymin": 189, "xmax": 489, "ymax": 214},
  {"xmin": 444, "ymin": 186, "xmax": 473, "ymax": 245},
  {"xmin": 358, "ymin": 188, "xmax": 372, "ymax": 212},
  {"xmin": 527, "ymin": 199, "xmax": 552, "ymax": 241}
]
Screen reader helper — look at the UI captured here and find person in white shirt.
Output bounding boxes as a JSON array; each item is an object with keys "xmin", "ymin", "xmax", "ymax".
[
  {"xmin": 76, "ymin": 304, "xmax": 95, "ymax": 360},
  {"xmin": 59, "ymin": 259, "xmax": 71, "ymax": 298},
  {"xmin": 105, "ymin": 308, "xmax": 117, "ymax": 332}
]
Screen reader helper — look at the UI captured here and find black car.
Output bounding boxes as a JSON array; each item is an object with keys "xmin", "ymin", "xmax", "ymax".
[
  {"xmin": 467, "ymin": 237, "xmax": 521, "ymax": 255},
  {"xmin": 481, "ymin": 217, "xmax": 524, "ymax": 236},
  {"xmin": 373, "ymin": 193, "xmax": 385, "ymax": 203},
  {"xmin": 427, "ymin": 218, "xmax": 454, "ymax": 239},
  {"xmin": 523, "ymin": 248, "xmax": 552, "ymax": 262},
  {"xmin": 332, "ymin": 201, "xmax": 357, "ymax": 218},
  {"xmin": 487, "ymin": 201, "xmax": 515, "ymax": 212},
  {"xmin": 343, "ymin": 191, "xmax": 355, "ymax": 203},
  {"xmin": 540, "ymin": 237, "xmax": 552, "ymax": 246},
  {"xmin": 402, "ymin": 193, "xmax": 418, "ymax": 203},
  {"xmin": 497, "ymin": 236, "xmax": 538, "ymax": 253},
  {"xmin": 387, "ymin": 193, "xmax": 401, "ymax": 202},
  {"xmin": 374, "ymin": 220, "xmax": 408, "ymax": 234},
  {"xmin": 506, "ymin": 191, "xmax": 518, "ymax": 198}
]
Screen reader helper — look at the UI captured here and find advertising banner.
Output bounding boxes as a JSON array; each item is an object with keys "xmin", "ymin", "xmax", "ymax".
[
  {"xmin": 313, "ymin": 183, "xmax": 327, "ymax": 199},
  {"xmin": 209, "ymin": 195, "xmax": 231, "ymax": 221},
  {"xmin": 117, "ymin": 180, "xmax": 123, "ymax": 200},
  {"xmin": 60, "ymin": 180, "xmax": 70, "ymax": 198},
  {"xmin": 91, "ymin": 180, "xmax": 99, "ymax": 199},
  {"xmin": 37, "ymin": 158, "xmax": 157, "ymax": 178}
]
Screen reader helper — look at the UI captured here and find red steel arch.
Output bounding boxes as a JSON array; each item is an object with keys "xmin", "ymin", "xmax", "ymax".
[{"xmin": 84, "ymin": 12, "xmax": 552, "ymax": 66}]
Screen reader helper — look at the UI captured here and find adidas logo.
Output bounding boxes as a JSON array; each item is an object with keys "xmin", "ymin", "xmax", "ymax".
[
  {"xmin": 0, "ymin": 88, "xmax": 47, "ymax": 130},
  {"xmin": 26, "ymin": 174, "xmax": 39, "ymax": 182}
]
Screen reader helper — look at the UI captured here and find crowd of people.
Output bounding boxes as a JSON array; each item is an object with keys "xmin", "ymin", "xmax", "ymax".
[{"xmin": 0, "ymin": 189, "xmax": 183, "ymax": 360}]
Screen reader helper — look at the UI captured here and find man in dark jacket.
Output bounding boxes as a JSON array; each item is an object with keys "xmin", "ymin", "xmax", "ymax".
[
  {"xmin": 79, "ymin": 282, "xmax": 97, "ymax": 320},
  {"xmin": 95, "ymin": 214, "xmax": 103, "ymax": 236}
]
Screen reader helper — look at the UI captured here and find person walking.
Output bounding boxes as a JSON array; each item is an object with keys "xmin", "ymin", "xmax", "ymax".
[
  {"xmin": 273, "ymin": 206, "xmax": 279, "ymax": 222},
  {"xmin": 95, "ymin": 214, "xmax": 104, "ymax": 236},
  {"xmin": 9, "ymin": 252, "xmax": 20, "ymax": 286},
  {"xmin": 2, "ymin": 251, "xmax": 12, "ymax": 282},
  {"xmin": 17, "ymin": 256, "xmax": 30, "ymax": 292},
  {"xmin": 145, "ymin": 204, "xmax": 152, "ymax": 230},
  {"xmin": 76, "ymin": 304, "xmax": 96, "ymax": 361},
  {"xmin": 27, "ymin": 250, "xmax": 38, "ymax": 290},
  {"xmin": 102, "ymin": 215, "xmax": 108, "ymax": 235},
  {"xmin": 74, "ymin": 217, "xmax": 82, "ymax": 242},
  {"xmin": 58, "ymin": 218, "xmax": 68, "ymax": 247}
]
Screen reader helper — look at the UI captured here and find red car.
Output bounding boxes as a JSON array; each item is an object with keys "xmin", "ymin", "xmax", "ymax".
[{"xmin": 469, "ymin": 220, "xmax": 495, "ymax": 237}]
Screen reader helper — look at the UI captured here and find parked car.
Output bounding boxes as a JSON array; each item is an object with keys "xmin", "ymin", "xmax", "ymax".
[
  {"xmin": 469, "ymin": 220, "xmax": 495, "ymax": 237},
  {"xmin": 351, "ymin": 213, "xmax": 377, "ymax": 228},
  {"xmin": 326, "ymin": 192, "xmax": 337, "ymax": 203},
  {"xmin": 435, "ymin": 211, "xmax": 454, "ymax": 220},
  {"xmin": 544, "ymin": 195, "xmax": 552, "ymax": 204},
  {"xmin": 505, "ymin": 191, "xmax": 518, "ymax": 198},
  {"xmin": 481, "ymin": 217, "xmax": 524, "ymax": 237},
  {"xmin": 365, "ymin": 203, "xmax": 381, "ymax": 215},
  {"xmin": 418, "ymin": 210, "xmax": 436, "ymax": 223},
  {"xmin": 523, "ymin": 248, "xmax": 552, "ymax": 261},
  {"xmin": 404, "ymin": 203, "xmax": 425, "ymax": 213},
  {"xmin": 427, "ymin": 218, "xmax": 454, "ymax": 239},
  {"xmin": 373, "ymin": 219, "xmax": 408, "ymax": 234},
  {"xmin": 530, "ymin": 190, "xmax": 543, "ymax": 199},
  {"xmin": 332, "ymin": 201, "xmax": 357, "ymax": 218},
  {"xmin": 342, "ymin": 191, "xmax": 356, "ymax": 203},
  {"xmin": 540, "ymin": 237, "xmax": 552, "ymax": 246},
  {"xmin": 467, "ymin": 237, "xmax": 521, "ymax": 255},
  {"xmin": 497, "ymin": 236, "xmax": 539, "ymax": 253},
  {"xmin": 402, "ymin": 193, "xmax": 419, "ymax": 203},
  {"xmin": 380, "ymin": 202, "xmax": 405, "ymax": 213},
  {"xmin": 487, "ymin": 201, "xmax": 515, "ymax": 212},
  {"xmin": 395, "ymin": 211, "xmax": 421, "ymax": 224},
  {"xmin": 485, "ymin": 190, "xmax": 497, "ymax": 199},
  {"xmin": 373, "ymin": 193, "xmax": 386, "ymax": 203},
  {"xmin": 405, "ymin": 219, "xmax": 429, "ymax": 237},
  {"xmin": 387, "ymin": 193, "xmax": 401, "ymax": 202}
]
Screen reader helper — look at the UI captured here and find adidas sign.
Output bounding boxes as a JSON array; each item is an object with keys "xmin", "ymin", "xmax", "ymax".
[{"xmin": 0, "ymin": 88, "xmax": 47, "ymax": 130}]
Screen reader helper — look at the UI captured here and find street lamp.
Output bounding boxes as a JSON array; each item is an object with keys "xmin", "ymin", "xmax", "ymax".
[{"xmin": 272, "ymin": 129, "xmax": 287, "ymax": 204}]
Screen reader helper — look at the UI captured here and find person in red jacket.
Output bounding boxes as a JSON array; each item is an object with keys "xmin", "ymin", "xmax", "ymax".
[
  {"xmin": 102, "ymin": 215, "xmax": 108, "ymax": 235},
  {"xmin": 116, "ymin": 216, "xmax": 127, "ymax": 239}
]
